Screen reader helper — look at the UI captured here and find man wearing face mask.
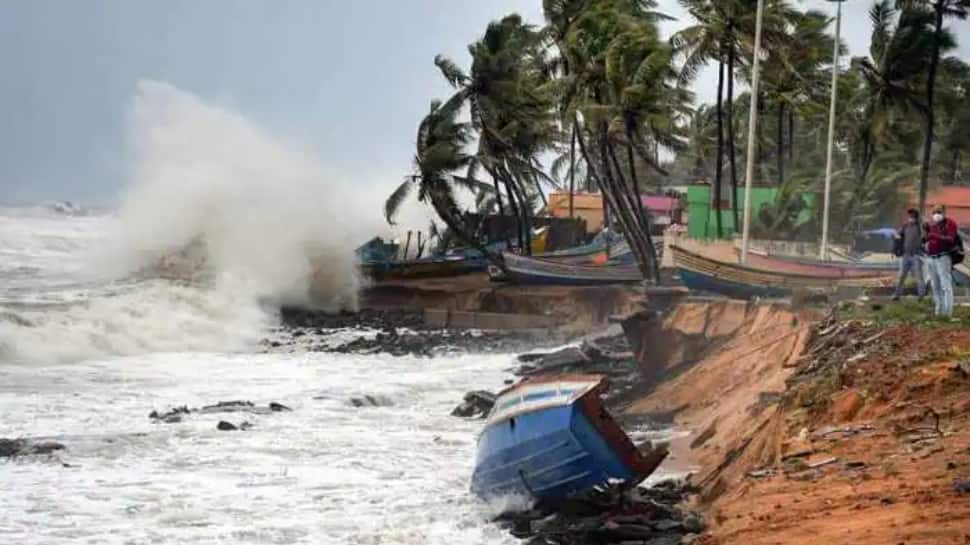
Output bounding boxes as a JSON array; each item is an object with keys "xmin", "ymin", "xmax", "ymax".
[
  {"xmin": 892, "ymin": 208, "xmax": 925, "ymax": 301},
  {"xmin": 923, "ymin": 205, "xmax": 958, "ymax": 317}
]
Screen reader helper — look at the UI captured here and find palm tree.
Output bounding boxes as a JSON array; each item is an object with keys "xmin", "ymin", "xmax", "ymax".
[
  {"xmin": 436, "ymin": 15, "xmax": 558, "ymax": 254},
  {"xmin": 896, "ymin": 0, "xmax": 970, "ymax": 212},
  {"xmin": 854, "ymin": 2, "xmax": 943, "ymax": 184},
  {"xmin": 759, "ymin": 9, "xmax": 834, "ymax": 187},
  {"xmin": 559, "ymin": 0, "xmax": 678, "ymax": 282},
  {"xmin": 384, "ymin": 97, "xmax": 495, "ymax": 261},
  {"xmin": 673, "ymin": 0, "xmax": 729, "ymax": 236}
]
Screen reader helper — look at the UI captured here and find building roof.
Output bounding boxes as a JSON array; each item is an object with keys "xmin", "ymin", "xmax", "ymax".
[
  {"xmin": 925, "ymin": 186, "xmax": 970, "ymax": 208},
  {"xmin": 641, "ymin": 195, "xmax": 678, "ymax": 213},
  {"xmin": 911, "ymin": 186, "xmax": 970, "ymax": 225}
]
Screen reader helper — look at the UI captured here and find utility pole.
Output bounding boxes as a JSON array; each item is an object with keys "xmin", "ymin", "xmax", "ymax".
[
  {"xmin": 739, "ymin": 0, "xmax": 766, "ymax": 264},
  {"xmin": 820, "ymin": 0, "xmax": 845, "ymax": 260}
]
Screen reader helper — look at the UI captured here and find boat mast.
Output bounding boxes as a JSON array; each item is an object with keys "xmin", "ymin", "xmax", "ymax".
[{"xmin": 819, "ymin": 0, "xmax": 845, "ymax": 260}]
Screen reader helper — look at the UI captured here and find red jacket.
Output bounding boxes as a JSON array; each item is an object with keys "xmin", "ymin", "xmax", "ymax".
[{"xmin": 924, "ymin": 218, "xmax": 958, "ymax": 256}]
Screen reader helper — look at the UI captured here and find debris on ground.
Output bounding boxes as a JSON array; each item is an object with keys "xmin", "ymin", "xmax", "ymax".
[{"xmin": 494, "ymin": 479, "xmax": 704, "ymax": 545}]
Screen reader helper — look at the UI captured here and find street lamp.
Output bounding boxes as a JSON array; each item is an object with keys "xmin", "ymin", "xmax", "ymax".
[
  {"xmin": 819, "ymin": 0, "xmax": 846, "ymax": 260},
  {"xmin": 739, "ymin": 0, "xmax": 766, "ymax": 264}
]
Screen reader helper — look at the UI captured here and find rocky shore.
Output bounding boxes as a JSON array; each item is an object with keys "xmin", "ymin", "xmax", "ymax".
[{"xmin": 266, "ymin": 306, "xmax": 562, "ymax": 357}]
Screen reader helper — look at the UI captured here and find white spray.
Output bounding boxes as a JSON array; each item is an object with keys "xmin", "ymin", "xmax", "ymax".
[{"xmin": 0, "ymin": 80, "xmax": 406, "ymax": 364}]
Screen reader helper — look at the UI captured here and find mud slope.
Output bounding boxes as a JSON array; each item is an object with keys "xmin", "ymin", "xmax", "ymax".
[
  {"xmin": 623, "ymin": 301, "xmax": 819, "ymax": 478},
  {"xmin": 627, "ymin": 300, "xmax": 970, "ymax": 545}
]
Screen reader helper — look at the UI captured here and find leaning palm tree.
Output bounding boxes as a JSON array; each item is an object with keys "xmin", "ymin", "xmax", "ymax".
[
  {"xmin": 435, "ymin": 15, "xmax": 559, "ymax": 254},
  {"xmin": 384, "ymin": 97, "xmax": 496, "ymax": 263},
  {"xmin": 896, "ymin": 0, "xmax": 970, "ymax": 212},
  {"xmin": 559, "ymin": 0, "xmax": 677, "ymax": 282}
]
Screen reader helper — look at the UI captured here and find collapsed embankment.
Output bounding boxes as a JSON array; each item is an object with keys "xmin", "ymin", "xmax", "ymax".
[
  {"xmin": 358, "ymin": 273, "xmax": 645, "ymax": 333},
  {"xmin": 622, "ymin": 299, "xmax": 970, "ymax": 545}
]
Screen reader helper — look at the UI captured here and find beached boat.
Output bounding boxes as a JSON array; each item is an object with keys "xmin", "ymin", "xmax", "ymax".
[
  {"xmin": 740, "ymin": 247, "xmax": 970, "ymax": 287},
  {"xmin": 501, "ymin": 252, "xmax": 643, "ymax": 285},
  {"xmin": 737, "ymin": 248, "xmax": 896, "ymax": 278},
  {"xmin": 471, "ymin": 374, "xmax": 666, "ymax": 502},
  {"xmin": 672, "ymin": 245, "xmax": 895, "ymax": 299},
  {"xmin": 360, "ymin": 255, "xmax": 486, "ymax": 280}
]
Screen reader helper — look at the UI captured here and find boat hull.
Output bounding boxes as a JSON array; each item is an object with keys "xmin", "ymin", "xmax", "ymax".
[
  {"xmin": 471, "ymin": 375, "xmax": 662, "ymax": 503},
  {"xmin": 360, "ymin": 257, "xmax": 486, "ymax": 280},
  {"xmin": 673, "ymin": 245, "xmax": 895, "ymax": 299},
  {"xmin": 502, "ymin": 253, "xmax": 642, "ymax": 286},
  {"xmin": 741, "ymin": 249, "xmax": 895, "ymax": 278}
]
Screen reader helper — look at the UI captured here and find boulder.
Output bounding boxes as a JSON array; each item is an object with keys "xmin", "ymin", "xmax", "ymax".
[
  {"xmin": 216, "ymin": 421, "xmax": 238, "ymax": 431},
  {"xmin": 451, "ymin": 390, "xmax": 496, "ymax": 418}
]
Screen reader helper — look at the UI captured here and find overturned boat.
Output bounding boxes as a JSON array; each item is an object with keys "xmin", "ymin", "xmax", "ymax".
[{"xmin": 471, "ymin": 374, "xmax": 666, "ymax": 503}]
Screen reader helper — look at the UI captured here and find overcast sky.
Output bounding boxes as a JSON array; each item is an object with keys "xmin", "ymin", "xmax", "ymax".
[{"xmin": 1, "ymin": 0, "xmax": 968, "ymax": 205}]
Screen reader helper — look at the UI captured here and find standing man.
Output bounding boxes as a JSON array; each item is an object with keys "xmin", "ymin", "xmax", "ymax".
[
  {"xmin": 924, "ymin": 205, "xmax": 958, "ymax": 317},
  {"xmin": 892, "ymin": 208, "xmax": 925, "ymax": 301}
]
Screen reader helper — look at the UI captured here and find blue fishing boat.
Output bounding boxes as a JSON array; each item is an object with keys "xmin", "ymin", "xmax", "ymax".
[{"xmin": 471, "ymin": 374, "xmax": 666, "ymax": 502}]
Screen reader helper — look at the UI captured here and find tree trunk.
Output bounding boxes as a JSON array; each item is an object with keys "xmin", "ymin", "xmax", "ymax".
[
  {"xmin": 620, "ymin": 136, "xmax": 661, "ymax": 283},
  {"xmin": 482, "ymin": 164, "xmax": 511, "ymax": 249},
  {"xmin": 777, "ymin": 102, "xmax": 785, "ymax": 187},
  {"xmin": 788, "ymin": 107, "xmax": 795, "ymax": 164},
  {"xmin": 757, "ymin": 91, "xmax": 766, "ymax": 184},
  {"xmin": 726, "ymin": 36, "xmax": 740, "ymax": 231},
  {"xmin": 428, "ymin": 196, "xmax": 502, "ymax": 270},
  {"xmin": 589, "ymin": 120, "xmax": 652, "ymax": 280},
  {"xmin": 714, "ymin": 58, "xmax": 725, "ymax": 238},
  {"xmin": 953, "ymin": 149, "xmax": 961, "ymax": 183},
  {"xmin": 918, "ymin": 5, "xmax": 944, "ymax": 214},
  {"xmin": 501, "ymin": 176, "xmax": 524, "ymax": 252},
  {"xmin": 569, "ymin": 123, "xmax": 577, "ymax": 217},
  {"xmin": 532, "ymin": 174, "xmax": 548, "ymax": 209},
  {"xmin": 514, "ymin": 176, "xmax": 534, "ymax": 255}
]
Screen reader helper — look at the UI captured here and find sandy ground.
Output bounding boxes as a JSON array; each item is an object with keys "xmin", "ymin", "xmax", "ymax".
[{"xmin": 624, "ymin": 301, "xmax": 970, "ymax": 544}]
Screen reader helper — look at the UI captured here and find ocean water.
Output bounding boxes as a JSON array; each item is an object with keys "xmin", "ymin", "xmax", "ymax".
[{"xmin": 0, "ymin": 204, "xmax": 518, "ymax": 545}]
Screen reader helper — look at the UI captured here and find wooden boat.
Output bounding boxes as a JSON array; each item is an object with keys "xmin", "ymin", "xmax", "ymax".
[
  {"xmin": 501, "ymin": 252, "xmax": 642, "ymax": 285},
  {"xmin": 471, "ymin": 374, "xmax": 666, "ymax": 502},
  {"xmin": 672, "ymin": 245, "xmax": 895, "ymax": 299},
  {"xmin": 360, "ymin": 255, "xmax": 486, "ymax": 280},
  {"xmin": 737, "ymin": 248, "xmax": 896, "ymax": 278},
  {"xmin": 741, "ymin": 248, "xmax": 970, "ymax": 287}
]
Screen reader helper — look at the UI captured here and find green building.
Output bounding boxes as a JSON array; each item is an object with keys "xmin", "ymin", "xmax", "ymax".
[{"xmin": 686, "ymin": 185, "xmax": 815, "ymax": 239}]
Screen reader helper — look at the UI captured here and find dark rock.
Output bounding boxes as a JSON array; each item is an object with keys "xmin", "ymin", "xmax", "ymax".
[
  {"xmin": 651, "ymin": 519, "xmax": 683, "ymax": 532},
  {"xmin": 269, "ymin": 402, "xmax": 292, "ymax": 412},
  {"xmin": 946, "ymin": 461, "xmax": 957, "ymax": 470},
  {"xmin": 0, "ymin": 438, "xmax": 23, "ymax": 457},
  {"xmin": 201, "ymin": 400, "xmax": 254, "ymax": 413},
  {"xmin": 239, "ymin": 421, "xmax": 253, "ymax": 430},
  {"xmin": 682, "ymin": 514, "xmax": 706, "ymax": 534},
  {"xmin": 0, "ymin": 438, "xmax": 65, "ymax": 457},
  {"xmin": 292, "ymin": 330, "xmax": 306, "ymax": 338},
  {"xmin": 349, "ymin": 395, "xmax": 393, "ymax": 408},
  {"xmin": 451, "ymin": 390, "xmax": 496, "ymax": 418},
  {"xmin": 217, "ymin": 421, "xmax": 238, "ymax": 431},
  {"xmin": 30, "ymin": 441, "xmax": 66, "ymax": 455}
]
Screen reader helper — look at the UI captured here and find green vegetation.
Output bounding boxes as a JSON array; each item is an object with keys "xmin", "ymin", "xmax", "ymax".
[
  {"xmin": 836, "ymin": 297, "xmax": 970, "ymax": 326},
  {"xmin": 387, "ymin": 0, "xmax": 970, "ymax": 271}
]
